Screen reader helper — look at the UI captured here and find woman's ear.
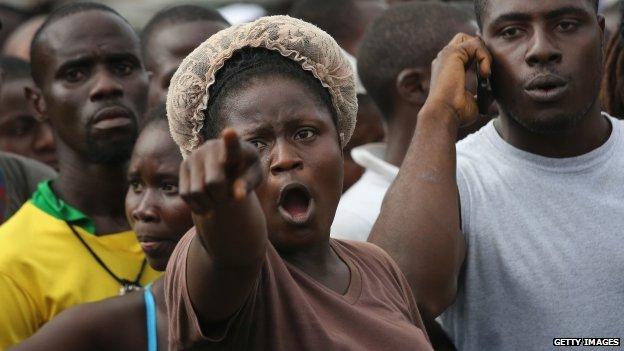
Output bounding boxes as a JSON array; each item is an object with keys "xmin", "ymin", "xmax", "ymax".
[
  {"xmin": 25, "ymin": 86, "xmax": 48, "ymax": 122},
  {"xmin": 395, "ymin": 68, "xmax": 430, "ymax": 106}
]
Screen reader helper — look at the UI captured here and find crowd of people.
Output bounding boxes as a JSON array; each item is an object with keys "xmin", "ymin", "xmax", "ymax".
[{"xmin": 0, "ymin": 0, "xmax": 622, "ymax": 350}]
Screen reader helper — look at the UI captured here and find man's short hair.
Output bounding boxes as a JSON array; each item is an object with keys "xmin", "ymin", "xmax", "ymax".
[
  {"xmin": 0, "ymin": 55, "xmax": 31, "ymax": 82},
  {"xmin": 358, "ymin": 2, "xmax": 472, "ymax": 117},
  {"xmin": 474, "ymin": 0, "xmax": 600, "ymax": 29},
  {"xmin": 30, "ymin": 2, "xmax": 129, "ymax": 86},
  {"xmin": 289, "ymin": 0, "xmax": 363, "ymax": 46},
  {"xmin": 140, "ymin": 5, "xmax": 229, "ymax": 57}
]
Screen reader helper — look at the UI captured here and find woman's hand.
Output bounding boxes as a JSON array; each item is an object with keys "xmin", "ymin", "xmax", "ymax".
[{"xmin": 179, "ymin": 128, "xmax": 264, "ymax": 214}]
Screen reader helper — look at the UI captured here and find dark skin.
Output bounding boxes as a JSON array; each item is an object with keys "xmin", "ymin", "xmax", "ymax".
[
  {"xmin": 341, "ymin": 1, "xmax": 386, "ymax": 55},
  {"xmin": 26, "ymin": 11, "xmax": 149, "ymax": 234},
  {"xmin": 368, "ymin": 0, "xmax": 606, "ymax": 318},
  {"xmin": 11, "ymin": 279, "xmax": 168, "ymax": 351},
  {"xmin": 12, "ymin": 121, "xmax": 191, "ymax": 351},
  {"xmin": 384, "ymin": 20, "xmax": 481, "ymax": 168},
  {"xmin": 145, "ymin": 20, "xmax": 228, "ymax": 109},
  {"xmin": 0, "ymin": 77, "xmax": 57, "ymax": 168},
  {"xmin": 180, "ymin": 75, "xmax": 349, "ymax": 325},
  {"xmin": 126, "ymin": 120, "xmax": 193, "ymax": 271},
  {"xmin": 342, "ymin": 95, "xmax": 384, "ymax": 191},
  {"xmin": 485, "ymin": 0, "xmax": 608, "ymax": 157}
]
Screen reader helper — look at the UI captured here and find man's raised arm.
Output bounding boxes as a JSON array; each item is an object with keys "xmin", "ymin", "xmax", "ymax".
[{"xmin": 369, "ymin": 34, "xmax": 491, "ymax": 318}]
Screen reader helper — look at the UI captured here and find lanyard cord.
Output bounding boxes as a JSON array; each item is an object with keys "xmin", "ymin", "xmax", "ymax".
[{"xmin": 66, "ymin": 221, "xmax": 147, "ymax": 288}]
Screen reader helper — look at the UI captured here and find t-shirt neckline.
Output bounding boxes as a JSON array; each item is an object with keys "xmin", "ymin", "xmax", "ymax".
[
  {"xmin": 31, "ymin": 180, "xmax": 97, "ymax": 234},
  {"xmin": 284, "ymin": 239, "xmax": 363, "ymax": 305},
  {"xmin": 482, "ymin": 113, "xmax": 620, "ymax": 173}
]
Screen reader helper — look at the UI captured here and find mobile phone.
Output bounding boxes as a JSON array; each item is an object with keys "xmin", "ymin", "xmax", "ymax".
[{"xmin": 476, "ymin": 63, "xmax": 492, "ymax": 116}]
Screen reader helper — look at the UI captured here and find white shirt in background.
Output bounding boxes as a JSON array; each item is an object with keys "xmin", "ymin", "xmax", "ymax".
[{"xmin": 331, "ymin": 143, "xmax": 398, "ymax": 241}]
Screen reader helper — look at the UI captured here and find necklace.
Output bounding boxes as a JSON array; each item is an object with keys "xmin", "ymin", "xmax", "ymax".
[{"xmin": 66, "ymin": 222, "xmax": 147, "ymax": 296}]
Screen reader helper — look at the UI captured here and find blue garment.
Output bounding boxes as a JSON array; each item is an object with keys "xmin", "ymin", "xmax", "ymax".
[{"xmin": 143, "ymin": 283, "xmax": 157, "ymax": 351}]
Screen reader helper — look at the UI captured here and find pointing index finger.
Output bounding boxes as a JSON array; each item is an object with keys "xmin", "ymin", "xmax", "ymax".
[{"xmin": 221, "ymin": 128, "xmax": 242, "ymax": 167}]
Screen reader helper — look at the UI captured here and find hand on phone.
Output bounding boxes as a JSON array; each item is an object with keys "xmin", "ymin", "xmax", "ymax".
[
  {"xmin": 425, "ymin": 33, "xmax": 492, "ymax": 127},
  {"xmin": 476, "ymin": 63, "xmax": 493, "ymax": 116}
]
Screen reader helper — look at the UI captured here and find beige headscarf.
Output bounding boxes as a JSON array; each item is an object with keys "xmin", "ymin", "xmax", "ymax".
[{"xmin": 166, "ymin": 15, "xmax": 358, "ymax": 157}]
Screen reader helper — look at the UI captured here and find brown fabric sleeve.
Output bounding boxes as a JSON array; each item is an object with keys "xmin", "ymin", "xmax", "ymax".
[
  {"xmin": 361, "ymin": 242, "xmax": 430, "ymax": 339},
  {"xmin": 165, "ymin": 229, "xmax": 201, "ymax": 350},
  {"xmin": 164, "ymin": 228, "xmax": 261, "ymax": 349}
]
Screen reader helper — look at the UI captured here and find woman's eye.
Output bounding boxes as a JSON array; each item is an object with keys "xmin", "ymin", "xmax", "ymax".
[
  {"xmin": 129, "ymin": 180, "xmax": 143, "ymax": 192},
  {"xmin": 113, "ymin": 62, "xmax": 134, "ymax": 76},
  {"xmin": 249, "ymin": 140, "xmax": 267, "ymax": 149},
  {"xmin": 294, "ymin": 128, "xmax": 317, "ymax": 140},
  {"xmin": 161, "ymin": 183, "xmax": 179, "ymax": 194}
]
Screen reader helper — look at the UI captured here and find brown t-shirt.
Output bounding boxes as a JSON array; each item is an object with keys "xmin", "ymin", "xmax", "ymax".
[{"xmin": 165, "ymin": 230, "xmax": 432, "ymax": 350}]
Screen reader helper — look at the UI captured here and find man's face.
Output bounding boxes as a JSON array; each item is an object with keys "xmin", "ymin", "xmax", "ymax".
[
  {"xmin": 481, "ymin": 0, "xmax": 604, "ymax": 133},
  {"xmin": 145, "ymin": 20, "xmax": 227, "ymax": 110},
  {"xmin": 37, "ymin": 11, "xmax": 149, "ymax": 164}
]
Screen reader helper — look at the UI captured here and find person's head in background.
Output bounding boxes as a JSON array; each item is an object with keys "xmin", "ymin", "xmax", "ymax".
[
  {"xmin": 2, "ymin": 16, "xmax": 46, "ymax": 61},
  {"xmin": 0, "ymin": 4, "xmax": 29, "ymax": 49},
  {"xmin": 290, "ymin": 0, "xmax": 386, "ymax": 190},
  {"xmin": 289, "ymin": 0, "xmax": 386, "ymax": 56},
  {"xmin": 0, "ymin": 56, "xmax": 57, "ymax": 168},
  {"xmin": 341, "ymin": 50, "xmax": 384, "ymax": 190},
  {"xmin": 601, "ymin": 2, "xmax": 624, "ymax": 118},
  {"xmin": 142, "ymin": 5, "xmax": 229, "ymax": 110},
  {"xmin": 126, "ymin": 104, "xmax": 192, "ymax": 271},
  {"xmin": 358, "ymin": 1, "xmax": 478, "ymax": 167},
  {"xmin": 28, "ymin": 2, "xmax": 149, "ymax": 171}
]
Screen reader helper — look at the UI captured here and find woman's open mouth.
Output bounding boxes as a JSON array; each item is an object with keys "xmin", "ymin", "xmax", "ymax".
[{"xmin": 277, "ymin": 182, "xmax": 315, "ymax": 226}]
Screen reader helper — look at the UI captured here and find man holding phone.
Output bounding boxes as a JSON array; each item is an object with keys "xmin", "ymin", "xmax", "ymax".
[{"xmin": 370, "ymin": 1, "xmax": 624, "ymax": 350}]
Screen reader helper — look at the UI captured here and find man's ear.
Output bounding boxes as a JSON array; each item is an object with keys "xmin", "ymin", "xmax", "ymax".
[
  {"xmin": 396, "ymin": 68, "xmax": 430, "ymax": 106},
  {"xmin": 24, "ymin": 86, "xmax": 48, "ymax": 122}
]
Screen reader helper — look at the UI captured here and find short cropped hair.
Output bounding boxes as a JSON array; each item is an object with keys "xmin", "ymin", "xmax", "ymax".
[
  {"xmin": 289, "ymin": 0, "xmax": 362, "ymax": 46},
  {"xmin": 140, "ymin": 5, "xmax": 229, "ymax": 57},
  {"xmin": 358, "ymin": 2, "xmax": 472, "ymax": 117},
  {"xmin": 30, "ymin": 2, "xmax": 129, "ymax": 86}
]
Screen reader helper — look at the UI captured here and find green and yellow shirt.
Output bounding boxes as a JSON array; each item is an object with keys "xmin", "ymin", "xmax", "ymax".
[{"xmin": 0, "ymin": 180, "xmax": 161, "ymax": 349}]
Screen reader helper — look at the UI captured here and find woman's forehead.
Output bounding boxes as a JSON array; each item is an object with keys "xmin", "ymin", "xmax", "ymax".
[
  {"xmin": 224, "ymin": 76, "xmax": 331, "ymax": 118},
  {"xmin": 133, "ymin": 124, "xmax": 180, "ymax": 161}
]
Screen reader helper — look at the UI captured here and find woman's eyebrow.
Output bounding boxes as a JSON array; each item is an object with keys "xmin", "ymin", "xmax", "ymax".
[{"xmin": 238, "ymin": 123, "xmax": 273, "ymax": 137}]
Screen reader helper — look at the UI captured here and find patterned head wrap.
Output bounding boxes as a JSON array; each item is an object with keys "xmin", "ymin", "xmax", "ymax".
[{"xmin": 166, "ymin": 15, "xmax": 358, "ymax": 157}]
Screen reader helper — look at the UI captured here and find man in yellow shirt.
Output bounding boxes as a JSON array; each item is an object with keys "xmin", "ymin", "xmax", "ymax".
[{"xmin": 0, "ymin": 3, "xmax": 160, "ymax": 348}]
